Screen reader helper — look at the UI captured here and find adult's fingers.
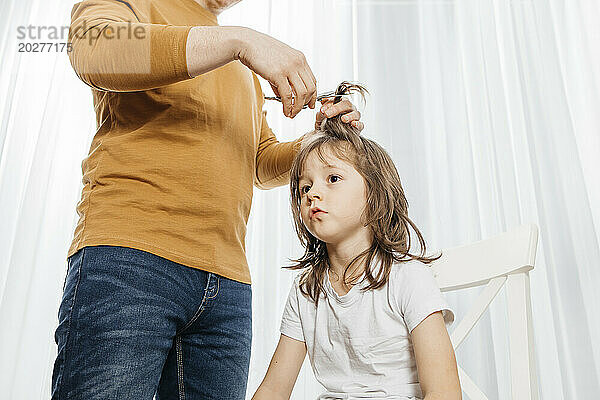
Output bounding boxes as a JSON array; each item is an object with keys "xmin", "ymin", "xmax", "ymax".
[
  {"xmin": 340, "ymin": 109, "xmax": 361, "ymax": 124},
  {"xmin": 320, "ymin": 98, "xmax": 356, "ymax": 118},
  {"xmin": 315, "ymin": 110, "xmax": 325, "ymax": 130},
  {"xmin": 274, "ymin": 78, "xmax": 294, "ymax": 117},
  {"xmin": 352, "ymin": 121, "xmax": 365, "ymax": 131},
  {"xmin": 314, "ymin": 99, "xmax": 333, "ymax": 128},
  {"xmin": 315, "ymin": 98, "xmax": 365, "ymax": 131},
  {"xmin": 288, "ymin": 73, "xmax": 307, "ymax": 118},
  {"xmin": 301, "ymin": 65, "xmax": 317, "ymax": 109},
  {"xmin": 297, "ymin": 68, "xmax": 317, "ymax": 110},
  {"xmin": 269, "ymin": 82, "xmax": 280, "ymax": 99}
]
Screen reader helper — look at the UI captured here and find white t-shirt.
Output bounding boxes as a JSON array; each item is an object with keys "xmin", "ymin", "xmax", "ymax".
[{"xmin": 280, "ymin": 260, "xmax": 454, "ymax": 400}]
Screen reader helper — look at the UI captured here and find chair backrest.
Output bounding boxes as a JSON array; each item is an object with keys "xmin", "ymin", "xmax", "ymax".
[{"xmin": 430, "ymin": 224, "xmax": 540, "ymax": 400}]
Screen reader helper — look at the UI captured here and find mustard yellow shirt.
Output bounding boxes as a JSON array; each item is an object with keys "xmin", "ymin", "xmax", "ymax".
[{"xmin": 67, "ymin": 0, "xmax": 300, "ymax": 284}]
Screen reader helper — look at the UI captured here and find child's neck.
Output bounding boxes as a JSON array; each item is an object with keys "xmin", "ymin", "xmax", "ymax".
[{"xmin": 326, "ymin": 233, "xmax": 372, "ymax": 290}]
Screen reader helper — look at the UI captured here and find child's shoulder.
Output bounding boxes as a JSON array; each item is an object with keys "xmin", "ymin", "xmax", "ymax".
[
  {"xmin": 387, "ymin": 260, "xmax": 454, "ymax": 332},
  {"xmin": 388, "ymin": 259, "xmax": 437, "ymax": 288},
  {"xmin": 390, "ymin": 259, "xmax": 433, "ymax": 276},
  {"xmin": 291, "ymin": 272, "xmax": 303, "ymax": 287},
  {"xmin": 286, "ymin": 274, "xmax": 301, "ymax": 294},
  {"xmin": 289, "ymin": 273, "xmax": 310, "ymax": 297}
]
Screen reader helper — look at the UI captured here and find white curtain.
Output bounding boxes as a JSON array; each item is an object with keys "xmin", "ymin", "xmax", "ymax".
[{"xmin": 0, "ymin": 0, "xmax": 598, "ymax": 399}]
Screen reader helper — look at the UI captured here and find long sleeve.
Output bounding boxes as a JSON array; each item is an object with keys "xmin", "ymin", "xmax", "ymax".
[
  {"xmin": 68, "ymin": 0, "xmax": 193, "ymax": 92},
  {"xmin": 254, "ymin": 110, "xmax": 303, "ymax": 190}
]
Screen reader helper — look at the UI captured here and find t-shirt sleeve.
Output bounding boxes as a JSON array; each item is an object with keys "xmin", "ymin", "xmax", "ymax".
[
  {"xmin": 393, "ymin": 263, "xmax": 455, "ymax": 333},
  {"xmin": 279, "ymin": 278, "xmax": 305, "ymax": 342}
]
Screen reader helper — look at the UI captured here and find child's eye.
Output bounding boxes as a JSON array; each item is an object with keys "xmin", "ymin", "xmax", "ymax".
[
  {"xmin": 300, "ymin": 185, "xmax": 311, "ymax": 194},
  {"xmin": 328, "ymin": 175, "xmax": 341, "ymax": 184}
]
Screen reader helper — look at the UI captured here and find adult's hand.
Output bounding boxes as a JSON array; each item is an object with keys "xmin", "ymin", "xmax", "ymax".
[
  {"xmin": 314, "ymin": 98, "xmax": 364, "ymax": 131},
  {"xmin": 235, "ymin": 28, "xmax": 317, "ymax": 119}
]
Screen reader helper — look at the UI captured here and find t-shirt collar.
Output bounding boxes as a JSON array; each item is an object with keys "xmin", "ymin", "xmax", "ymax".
[{"xmin": 324, "ymin": 270, "xmax": 368, "ymax": 306}]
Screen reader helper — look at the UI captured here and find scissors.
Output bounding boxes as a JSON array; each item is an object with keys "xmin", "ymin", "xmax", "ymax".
[{"xmin": 264, "ymin": 90, "xmax": 351, "ymax": 109}]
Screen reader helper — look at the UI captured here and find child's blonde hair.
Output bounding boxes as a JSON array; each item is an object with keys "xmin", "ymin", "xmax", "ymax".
[{"xmin": 287, "ymin": 82, "xmax": 441, "ymax": 303}]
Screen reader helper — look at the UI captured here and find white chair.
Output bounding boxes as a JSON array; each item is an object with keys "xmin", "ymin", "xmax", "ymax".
[{"xmin": 431, "ymin": 224, "xmax": 539, "ymax": 400}]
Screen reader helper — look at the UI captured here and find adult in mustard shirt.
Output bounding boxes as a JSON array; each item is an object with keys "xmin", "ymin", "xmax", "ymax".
[{"xmin": 52, "ymin": 0, "xmax": 364, "ymax": 399}]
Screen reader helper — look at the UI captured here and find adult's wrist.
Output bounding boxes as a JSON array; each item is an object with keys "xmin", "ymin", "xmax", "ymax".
[{"xmin": 229, "ymin": 26, "xmax": 252, "ymax": 61}]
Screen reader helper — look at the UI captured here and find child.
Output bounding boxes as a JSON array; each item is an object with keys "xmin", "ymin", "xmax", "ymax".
[{"xmin": 252, "ymin": 83, "xmax": 461, "ymax": 400}]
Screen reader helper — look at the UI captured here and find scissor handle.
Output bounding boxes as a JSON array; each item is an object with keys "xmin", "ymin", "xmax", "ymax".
[{"xmin": 264, "ymin": 92, "xmax": 351, "ymax": 108}]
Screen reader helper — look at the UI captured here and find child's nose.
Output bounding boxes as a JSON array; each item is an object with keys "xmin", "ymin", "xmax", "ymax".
[{"xmin": 307, "ymin": 189, "xmax": 321, "ymax": 201}]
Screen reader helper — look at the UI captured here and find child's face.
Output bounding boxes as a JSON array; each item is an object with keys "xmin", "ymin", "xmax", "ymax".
[{"xmin": 298, "ymin": 147, "xmax": 371, "ymax": 246}]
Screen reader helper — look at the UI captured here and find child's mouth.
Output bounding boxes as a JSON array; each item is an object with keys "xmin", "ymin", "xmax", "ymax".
[{"xmin": 310, "ymin": 208, "xmax": 327, "ymax": 218}]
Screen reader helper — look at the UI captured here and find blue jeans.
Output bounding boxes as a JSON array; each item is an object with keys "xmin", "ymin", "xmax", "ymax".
[{"xmin": 52, "ymin": 246, "xmax": 252, "ymax": 400}]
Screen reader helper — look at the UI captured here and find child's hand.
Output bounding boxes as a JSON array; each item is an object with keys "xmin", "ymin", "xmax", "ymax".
[{"xmin": 315, "ymin": 98, "xmax": 364, "ymax": 131}]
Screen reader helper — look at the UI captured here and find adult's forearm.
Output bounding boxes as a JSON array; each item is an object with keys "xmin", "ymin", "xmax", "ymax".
[
  {"xmin": 255, "ymin": 138, "xmax": 302, "ymax": 190},
  {"xmin": 185, "ymin": 26, "xmax": 246, "ymax": 78}
]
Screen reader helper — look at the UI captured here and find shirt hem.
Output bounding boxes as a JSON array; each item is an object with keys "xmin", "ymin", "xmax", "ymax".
[
  {"xmin": 68, "ymin": 235, "xmax": 251, "ymax": 284},
  {"xmin": 406, "ymin": 303, "xmax": 454, "ymax": 333},
  {"xmin": 280, "ymin": 329, "xmax": 305, "ymax": 343}
]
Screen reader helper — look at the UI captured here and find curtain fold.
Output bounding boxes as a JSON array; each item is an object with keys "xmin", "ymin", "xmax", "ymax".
[
  {"xmin": 0, "ymin": 0, "xmax": 96, "ymax": 398},
  {"xmin": 0, "ymin": 0, "xmax": 598, "ymax": 398}
]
